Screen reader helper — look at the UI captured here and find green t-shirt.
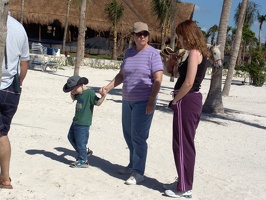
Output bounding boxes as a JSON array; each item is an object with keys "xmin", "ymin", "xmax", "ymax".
[{"xmin": 73, "ymin": 89, "xmax": 99, "ymax": 126}]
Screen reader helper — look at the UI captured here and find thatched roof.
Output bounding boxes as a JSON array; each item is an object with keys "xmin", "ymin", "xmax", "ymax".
[{"xmin": 8, "ymin": 0, "xmax": 195, "ymax": 39}]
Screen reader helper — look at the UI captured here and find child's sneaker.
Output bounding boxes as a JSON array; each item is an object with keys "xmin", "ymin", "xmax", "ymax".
[
  {"xmin": 125, "ymin": 173, "xmax": 144, "ymax": 185},
  {"xmin": 69, "ymin": 160, "xmax": 89, "ymax": 168},
  {"xmin": 87, "ymin": 148, "xmax": 93, "ymax": 156}
]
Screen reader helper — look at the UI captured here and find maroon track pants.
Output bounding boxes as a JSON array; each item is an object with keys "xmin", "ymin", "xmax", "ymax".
[{"xmin": 171, "ymin": 91, "xmax": 202, "ymax": 191}]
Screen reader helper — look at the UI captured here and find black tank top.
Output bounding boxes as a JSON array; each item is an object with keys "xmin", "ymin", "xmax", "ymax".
[{"xmin": 174, "ymin": 55, "xmax": 208, "ymax": 91}]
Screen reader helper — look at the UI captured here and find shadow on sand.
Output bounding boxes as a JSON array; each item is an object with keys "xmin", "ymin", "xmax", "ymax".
[{"xmin": 25, "ymin": 147, "xmax": 165, "ymax": 193}]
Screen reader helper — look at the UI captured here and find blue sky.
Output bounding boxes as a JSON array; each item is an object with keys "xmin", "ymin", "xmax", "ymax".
[{"xmin": 181, "ymin": 0, "xmax": 266, "ymax": 43}]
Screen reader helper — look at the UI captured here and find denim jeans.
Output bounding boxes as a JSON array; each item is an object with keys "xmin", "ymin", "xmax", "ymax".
[
  {"xmin": 122, "ymin": 100, "xmax": 155, "ymax": 175},
  {"xmin": 67, "ymin": 123, "xmax": 90, "ymax": 161}
]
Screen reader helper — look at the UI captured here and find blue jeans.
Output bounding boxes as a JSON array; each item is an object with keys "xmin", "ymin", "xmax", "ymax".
[
  {"xmin": 122, "ymin": 100, "xmax": 155, "ymax": 175},
  {"xmin": 67, "ymin": 123, "xmax": 90, "ymax": 161}
]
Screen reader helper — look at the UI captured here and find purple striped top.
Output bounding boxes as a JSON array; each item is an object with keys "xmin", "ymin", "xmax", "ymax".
[{"xmin": 121, "ymin": 45, "xmax": 163, "ymax": 101}]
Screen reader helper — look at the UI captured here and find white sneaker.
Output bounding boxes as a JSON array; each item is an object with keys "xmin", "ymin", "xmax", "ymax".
[
  {"xmin": 118, "ymin": 167, "xmax": 132, "ymax": 175},
  {"xmin": 125, "ymin": 173, "xmax": 144, "ymax": 185},
  {"xmin": 165, "ymin": 189, "xmax": 192, "ymax": 198},
  {"xmin": 163, "ymin": 181, "xmax": 178, "ymax": 190}
]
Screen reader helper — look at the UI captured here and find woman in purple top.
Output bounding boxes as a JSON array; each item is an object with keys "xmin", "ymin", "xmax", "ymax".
[
  {"xmin": 163, "ymin": 20, "xmax": 211, "ymax": 198},
  {"xmin": 100, "ymin": 22, "xmax": 163, "ymax": 185}
]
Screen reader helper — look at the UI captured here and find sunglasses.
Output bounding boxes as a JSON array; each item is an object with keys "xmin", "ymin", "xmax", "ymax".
[{"xmin": 135, "ymin": 31, "xmax": 149, "ymax": 37}]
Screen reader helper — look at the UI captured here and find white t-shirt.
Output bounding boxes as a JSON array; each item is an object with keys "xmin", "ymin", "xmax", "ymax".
[{"xmin": 1, "ymin": 15, "xmax": 30, "ymax": 90}]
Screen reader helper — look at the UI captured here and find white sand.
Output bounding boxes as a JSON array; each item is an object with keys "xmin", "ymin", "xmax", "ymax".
[{"xmin": 1, "ymin": 66, "xmax": 266, "ymax": 200}]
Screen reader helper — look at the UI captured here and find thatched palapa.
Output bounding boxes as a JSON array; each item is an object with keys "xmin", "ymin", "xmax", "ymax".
[{"xmin": 8, "ymin": 0, "xmax": 195, "ymax": 40}]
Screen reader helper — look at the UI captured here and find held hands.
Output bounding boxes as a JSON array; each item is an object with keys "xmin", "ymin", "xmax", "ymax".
[{"xmin": 99, "ymin": 87, "xmax": 107, "ymax": 97}]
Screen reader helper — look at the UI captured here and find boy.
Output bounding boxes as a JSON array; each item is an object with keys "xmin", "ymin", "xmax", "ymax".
[{"xmin": 63, "ymin": 76, "xmax": 106, "ymax": 168}]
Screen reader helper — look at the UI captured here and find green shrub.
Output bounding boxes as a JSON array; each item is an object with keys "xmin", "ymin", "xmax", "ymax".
[{"xmin": 236, "ymin": 46, "xmax": 266, "ymax": 86}]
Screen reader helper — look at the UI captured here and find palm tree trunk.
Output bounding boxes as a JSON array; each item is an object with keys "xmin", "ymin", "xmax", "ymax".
[
  {"xmin": 62, "ymin": 0, "xmax": 72, "ymax": 55},
  {"xmin": 203, "ymin": 68, "xmax": 224, "ymax": 113},
  {"xmin": 113, "ymin": 24, "xmax": 118, "ymax": 60},
  {"xmin": 0, "ymin": 0, "xmax": 9, "ymax": 84},
  {"xmin": 112, "ymin": 7, "xmax": 118, "ymax": 61},
  {"xmin": 170, "ymin": 0, "xmax": 177, "ymax": 50},
  {"xmin": 38, "ymin": 24, "xmax": 41, "ymax": 42},
  {"xmin": 236, "ymin": 41, "xmax": 243, "ymax": 65},
  {"xmin": 161, "ymin": 25, "xmax": 166, "ymax": 50},
  {"xmin": 74, "ymin": 0, "xmax": 87, "ymax": 76},
  {"xmin": 258, "ymin": 23, "xmax": 262, "ymax": 44},
  {"xmin": 222, "ymin": 0, "xmax": 248, "ymax": 96},
  {"xmin": 217, "ymin": 0, "xmax": 232, "ymax": 57},
  {"xmin": 203, "ymin": 0, "xmax": 232, "ymax": 114}
]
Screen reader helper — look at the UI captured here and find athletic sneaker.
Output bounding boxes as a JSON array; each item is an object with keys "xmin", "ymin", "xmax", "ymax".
[
  {"xmin": 164, "ymin": 189, "xmax": 192, "ymax": 198},
  {"xmin": 125, "ymin": 173, "xmax": 144, "ymax": 185},
  {"xmin": 118, "ymin": 167, "xmax": 132, "ymax": 175},
  {"xmin": 69, "ymin": 160, "xmax": 89, "ymax": 168},
  {"xmin": 87, "ymin": 148, "xmax": 93, "ymax": 156}
]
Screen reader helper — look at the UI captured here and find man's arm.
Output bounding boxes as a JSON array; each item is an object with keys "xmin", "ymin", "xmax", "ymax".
[{"xmin": 20, "ymin": 60, "xmax": 29, "ymax": 83}]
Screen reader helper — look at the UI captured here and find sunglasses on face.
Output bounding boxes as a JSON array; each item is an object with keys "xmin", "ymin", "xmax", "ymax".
[{"xmin": 135, "ymin": 31, "xmax": 149, "ymax": 37}]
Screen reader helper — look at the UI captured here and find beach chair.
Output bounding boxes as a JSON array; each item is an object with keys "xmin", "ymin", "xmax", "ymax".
[
  {"xmin": 31, "ymin": 42, "xmax": 43, "ymax": 54},
  {"xmin": 30, "ymin": 44, "xmax": 61, "ymax": 71},
  {"xmin": 45, "ymin": 55, "xmax": 59, "ymax": 71},
  {"xmin": 29, "ymin": 54, "xmax": 47, "ymax": 71}
]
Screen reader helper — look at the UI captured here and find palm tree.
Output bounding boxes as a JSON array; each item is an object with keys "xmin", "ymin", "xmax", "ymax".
[
  {"xmin": 244, "ymin": 1, "xmax": 258, "ymax": 27},
  {"xmin": 0, "ymin": 0, "xmax": 9, "ymax": 82},
  {"xmin": 152, "ymin": 0, "xmax": 171, "ymax": 50},
  {"xmin": 225, "ymin": 26, "xmax": 233, "ymax": 55},
  {"xmin": 222, "ymin": 0, "xmax": 248, "ymax": 96},
  {"xmin": 202, "ymin": 30, "xmax": 211, "ymax": 42},
  {"xmin": 209, "ymin": 25, "xmax": 219, "ymax": 45},
  {"xmin": 241, "ymin": 24, "xmax": 256, "ymax": 64},
  {"xmin": 62, "ymin": 0, "xmax": 72, "ymax": 55},
  {"xmin": 105, "ymin": 0, "xmax": 124, "ymax": 60},
  {"xmin": 233, "ymin": 1, "xmax": 258, "ymax": 65},
  {"xmin": 203, "ymin": 0, "xmax": 232, "ymax": 114},
  {"xmin": 257, "ymin": 13, "xmax": 266, "ymax": 45},
  {"xmin": 216, "ymin": 1, "xmax": 232, "ymax": 62},
  {"xmin": 74, "ymin": 0, "xmax": 87, "ymax": 76}
]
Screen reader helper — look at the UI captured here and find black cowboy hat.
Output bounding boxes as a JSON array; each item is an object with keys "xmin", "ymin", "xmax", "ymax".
[{"xmin": 63, "ymin": 76, "xmax": 89, "ymax": 93}]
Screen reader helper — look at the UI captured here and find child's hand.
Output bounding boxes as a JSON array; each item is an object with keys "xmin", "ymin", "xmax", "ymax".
[{"xmin": 97, "ymin": 87, "xmax": 107, "ymax": 106}]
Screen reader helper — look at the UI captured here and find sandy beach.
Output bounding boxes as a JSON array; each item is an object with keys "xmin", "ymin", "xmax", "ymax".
[{"xmin": 1, "ymin": 66, "xmax": 266, "ymax": 200}]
